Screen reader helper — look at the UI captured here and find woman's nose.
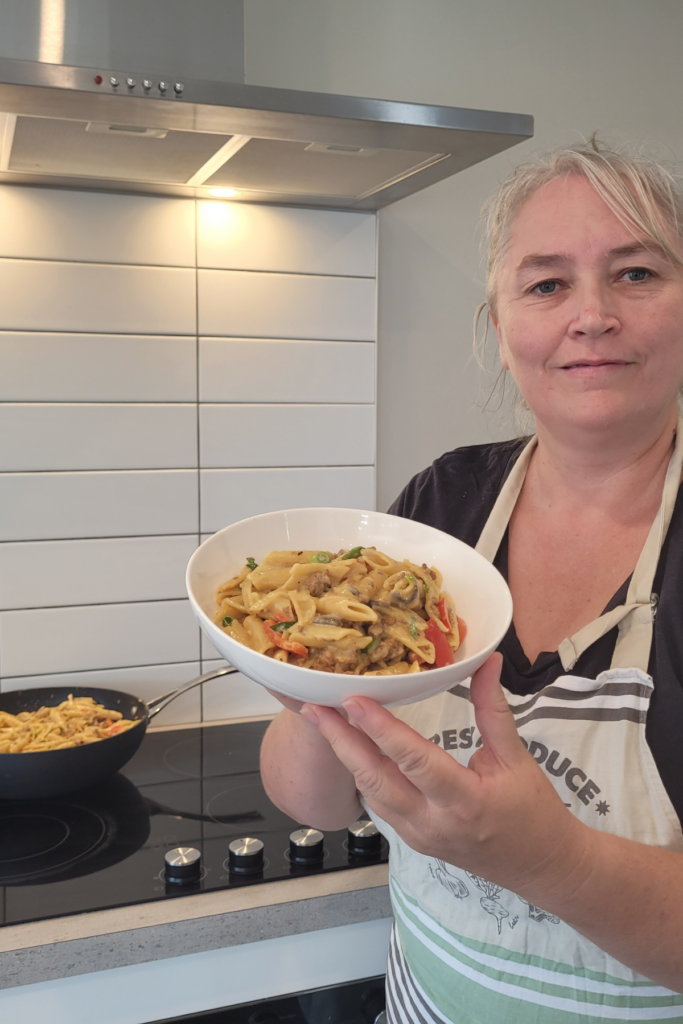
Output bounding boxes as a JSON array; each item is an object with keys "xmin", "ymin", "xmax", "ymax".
[{"xmin": 567, "ymin": 283, "xmax": 620, "ymax": 338}]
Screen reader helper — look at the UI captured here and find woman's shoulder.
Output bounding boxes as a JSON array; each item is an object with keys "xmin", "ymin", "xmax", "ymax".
[{"xmin": 388, "ymin": 437, "xmax": 529, "ymax": 544}]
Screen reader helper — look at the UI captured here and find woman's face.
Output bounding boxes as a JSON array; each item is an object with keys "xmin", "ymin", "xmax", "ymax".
[{"xmin": 491, "ymin": 175, "xmax": 683, "ymax": 439}]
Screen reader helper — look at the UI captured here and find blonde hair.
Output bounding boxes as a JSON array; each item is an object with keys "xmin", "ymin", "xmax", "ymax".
[{"xmin": 474, "ymin": 138, "xmax": 683, "ymax": 421}]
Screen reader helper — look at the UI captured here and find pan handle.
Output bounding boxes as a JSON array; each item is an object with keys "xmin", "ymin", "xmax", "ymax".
[{"xmin": 147, "ymin": 666, "xmax": 239, "ymax": 719}]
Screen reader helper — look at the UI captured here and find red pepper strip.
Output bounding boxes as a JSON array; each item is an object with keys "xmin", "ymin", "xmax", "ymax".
[
  {"xmin": 264, "ymin": 619, "xmax": 308, "ymax": 659},
  {"xmin": 107, "ymin": 724, "xmax": 123, "ymax": 736},
  {"xmin": 438, "ymin": 597, "xmax": 450, "ymax": 631},
  {"xmin": 456, "ymin": 616, "xmax": 467, "ymax": 641},
  {"xmin": 425, "ymin": 618, "xmax": 454, "ymax": 667}
]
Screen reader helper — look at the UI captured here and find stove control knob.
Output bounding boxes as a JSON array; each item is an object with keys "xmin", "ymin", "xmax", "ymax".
[
  {"xmin": 348, "ymin": 819, "xmax": 382, "ymax": 856},
  {"xmin": 164, "ymin": 846, "xmax": 201, "ymax": 884},
  {"xmin": 174, "ymin": 82, "xmax": 185, "ymax": 94},
  {"xmin": 289, "ymin": 827, "xmax": 324, "ymax": 863},
  {"xmin": 143, "ymin": 79, "xmax": 153, "ymax": 90},
  {"xmin": 228, "ymin": 837, "xmax": 264, "ymax": 874},
  {"xmin": 158, "ymin": 81, "xmax": 168, "ymax": 93}
]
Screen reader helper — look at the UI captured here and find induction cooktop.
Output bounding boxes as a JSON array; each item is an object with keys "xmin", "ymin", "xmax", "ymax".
[{"xmin": 0, "ymin": 720, "xmax": 387, "ymax": 928}]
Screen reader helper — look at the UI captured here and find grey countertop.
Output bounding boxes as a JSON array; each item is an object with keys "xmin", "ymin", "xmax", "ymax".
[{"xmin": 0, "ymin": 862, "xmax": 390, "ymax": 990}]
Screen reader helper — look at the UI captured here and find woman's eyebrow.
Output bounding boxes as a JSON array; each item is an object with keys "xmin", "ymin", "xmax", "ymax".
[{"xmin": 516, "ymin": 243, "xmax": 667, "ymax": 276}]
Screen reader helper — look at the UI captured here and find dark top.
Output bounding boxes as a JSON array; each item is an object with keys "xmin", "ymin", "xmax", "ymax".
[{"xmin": 388, "ymin": 438, "xmax": 683, "ymax": 824}]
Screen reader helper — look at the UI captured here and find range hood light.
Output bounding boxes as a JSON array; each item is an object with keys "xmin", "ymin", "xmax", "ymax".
[{"xmin": 209, "ymin": 187, "xmax": 238, "ymax": 198}]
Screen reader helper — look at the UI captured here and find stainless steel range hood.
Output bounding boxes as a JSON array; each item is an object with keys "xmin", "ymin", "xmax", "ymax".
[{"xmin": 0, "ymin": 55, "xmax": 533, "ymax": 210}]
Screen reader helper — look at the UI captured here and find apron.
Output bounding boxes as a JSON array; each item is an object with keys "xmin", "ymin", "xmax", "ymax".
[{"xmin": 376, "ymin": 420, "xmax": 683, "ymax": 1024}]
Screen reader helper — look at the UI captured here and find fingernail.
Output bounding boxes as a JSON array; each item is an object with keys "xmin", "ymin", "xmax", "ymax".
[
  {"xmin": 342, "ymin": 698, "xmax": 364, "ymax": 720},
  {"xmin": 300, "ymin": 704, "xmax": 320, "ymax": 726}
]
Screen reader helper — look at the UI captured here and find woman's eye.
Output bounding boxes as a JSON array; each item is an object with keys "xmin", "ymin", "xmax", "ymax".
[
  {"xmin": 622, "ymin": 267, "xmax": 651, "ymax": 283},
  {"xmin": 533, "ymin": 280, "xmax": 558, "ymax": 295}
]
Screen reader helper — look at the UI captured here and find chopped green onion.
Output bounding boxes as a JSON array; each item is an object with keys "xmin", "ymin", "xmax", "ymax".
[
  {"xmin": 362, "ymin": 636, "xmax": 379, "ymax": 654},
  {"xmin": 424, "ymin": 582, "xmax": 429, "ymax": 593},
  {"xmin": 309, "ymin": 552, "xmax": 332, "ymax": 563},
  {"xmin": 246, "ymin": 557, "xmax": 258, "ymax": 571},
  {"xmin": 222, "ymin": 615, "xmax": 233, "ymax": 627},
  {"xmin": 269, "ymin": 620, "xmax": 297, "ymax": 633},
  {"xmin": 409, "ymin": 616, "xmax": 418, "ymax": 640},
  {"xmin": 404, "ymin": 573, "xmax": 416, "ymax": 586},
  {"xmin": 341, "ymin": 545, "xmax": 364, "ymax": 560}
]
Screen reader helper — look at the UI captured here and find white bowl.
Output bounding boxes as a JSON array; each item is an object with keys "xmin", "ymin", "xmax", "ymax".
[{"xmin": 186, "ymin": 508, "xmax": 512, "ymax": 708}]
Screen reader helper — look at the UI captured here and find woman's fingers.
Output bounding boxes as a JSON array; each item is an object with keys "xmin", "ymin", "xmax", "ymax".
[
  {"xmin": 470, "ymin": 653, "xmax": 525, "ymax": 768},
  {"xmin": 300, "ymin": 703, "xmax": 425, "ymax": 820},
  {"xmin": 338, "ymin": 697, "xmax": 472, "ymax": 806}
]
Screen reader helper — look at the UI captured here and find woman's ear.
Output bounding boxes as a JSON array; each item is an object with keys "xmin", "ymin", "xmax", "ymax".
[{"xmin": 490, "ymin": 310, "xmax": 510, "ymax": 371}]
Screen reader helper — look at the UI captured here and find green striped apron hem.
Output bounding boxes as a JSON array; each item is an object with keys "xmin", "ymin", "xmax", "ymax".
[{"xmin": 390, "ymin": 878, "xmax": 683, "ymax": 1020}]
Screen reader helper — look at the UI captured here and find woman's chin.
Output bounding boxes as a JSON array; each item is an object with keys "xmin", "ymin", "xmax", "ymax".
[{"xmin": 535, "ymin": 395, "xmax": 670, "ymax": 437}]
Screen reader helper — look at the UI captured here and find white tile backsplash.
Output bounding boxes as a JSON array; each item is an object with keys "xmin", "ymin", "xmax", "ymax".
[
  {"xmin": 0, "ymin": 535, "xmax": 198, "ymax": 610},
  {"xmin": 0, "ymin": 404, "xmax": 197, "ymax": 471},
  {"xmin": 200, "ymin": 466, "xmax": 375, "ymax": 533},
  {"xmin": 198, "ymin": 338, "xmax": 375, "ymax": 404},
  {"xmin": 0, "ymin": 599, "xmax": 200, "ymax": 677},
  {"xmin": 198, "ymin": 270, "xmax": 376, "ymax": 340},
  {"xmin": 0, "ymin": 186, "xmax": 377, "ymax": 724},
  {"xmin": 0, "ymin": 333, "xmax": 197, "ymax": 402},
  {"xmin": 0, "ymin": 470, "xmax": 198, "ymax": 540},
  {"xmin": 0, "ymin": 260, "xmax": 196, "ymax": 334},
  {"xmin": 1, "ymin": 662, "xmax": 203, "ymax": 727},
  {"xmin": 199, "ymin": 404, "xmax": 375, "ymax": 468},
  {"xmin": 201, "ymin": 659, "xmax": 282, "ymax": 720},
  {"xmin": 197, "ymin": 202, "xmax": 375, "ymax": 276},
  {"xmin": 0, "ymin": 187, "xmax": 195, "ymax": 267}
]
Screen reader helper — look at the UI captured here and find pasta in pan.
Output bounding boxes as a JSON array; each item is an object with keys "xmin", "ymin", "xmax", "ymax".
[
  {"xmin": 0, "ymin": 696, "xmax": 137, "ymax": 753},
  {"xmin": 214, "ymin": 547, "xmax": 463, "ymax": 675}
]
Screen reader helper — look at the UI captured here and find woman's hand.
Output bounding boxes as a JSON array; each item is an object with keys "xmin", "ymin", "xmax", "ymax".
[
  {"xmin": 300, "ymin": 654, "xmax": 592, "ymax": 903},
  {"xmin": 265, "ymin": 688, "xmax": 305, "ymax": 713}
]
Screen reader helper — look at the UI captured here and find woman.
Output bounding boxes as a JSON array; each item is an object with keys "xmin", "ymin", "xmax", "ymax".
[{"xmin": 260, "ymin": 141, "xmax": 683, "ymax": 1022}]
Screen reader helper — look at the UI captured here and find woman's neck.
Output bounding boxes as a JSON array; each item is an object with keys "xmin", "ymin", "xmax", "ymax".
[{"xmin": 529, "ymin": 408, "xmax": 678, "ymax": 518}]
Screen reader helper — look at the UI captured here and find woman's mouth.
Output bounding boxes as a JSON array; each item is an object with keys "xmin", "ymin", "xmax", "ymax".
[{"xmin": 560, "ymin": 359, "xmax": 631, "ymax": 371}]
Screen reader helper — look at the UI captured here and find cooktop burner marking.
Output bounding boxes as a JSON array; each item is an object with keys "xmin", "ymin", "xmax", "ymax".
[
  {"xmin": 0, "ymin": 803, "xmax": 108, "ymax": 883},
  {"xmin": 162, "ymin": 738, "xmax": 202, "ymax": 779},
  {"xmin": 0, "ymin": 815, "xmax": 69, "ymax": 863}
]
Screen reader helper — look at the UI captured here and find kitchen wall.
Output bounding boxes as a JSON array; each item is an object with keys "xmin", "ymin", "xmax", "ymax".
[
  {"xmin": 244, "ymin": 0, "xmax": 683, "ymax": 509},
  {"xmin": 0, "ymin": 185, "xmax": 377, "ymax": 723}
]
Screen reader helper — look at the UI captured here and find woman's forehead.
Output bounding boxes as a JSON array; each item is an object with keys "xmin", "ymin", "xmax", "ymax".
[{"xmin": 509, "ymin": 175, "xmax": 639, "ymax": 253}]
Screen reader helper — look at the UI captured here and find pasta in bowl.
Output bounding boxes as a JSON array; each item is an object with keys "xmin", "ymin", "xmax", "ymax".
[{"xmin": 186, "ymin": 508, "xmax": 513, "ymax": 707}]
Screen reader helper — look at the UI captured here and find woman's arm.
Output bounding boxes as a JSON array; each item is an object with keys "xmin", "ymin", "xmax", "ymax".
[
  {"xmin": 537, "ymin": 828, "xmax": 683, "ymax": 991},
  {"xmin": 260, "ymin": 701, "xmax": 362, "ymax": 831},
  {"xmin": 299, "ymin": 655, "xmax": 683, "ymax": 992}
]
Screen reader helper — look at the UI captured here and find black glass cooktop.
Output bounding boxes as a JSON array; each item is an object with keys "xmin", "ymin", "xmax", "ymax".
[{"xmin": 0, "ymin": 721, "xmax": 387, "ymax": 928}]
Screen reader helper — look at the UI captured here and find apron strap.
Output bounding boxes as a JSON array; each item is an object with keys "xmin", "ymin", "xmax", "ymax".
[
  {"xmin": 475, "ymin": 419, "xmax": 683, "ymax": 675},
  {"xmin": 475, "ymin": 437, "xmax": 537, "ymax": 563},
  {"xmin": 564, "ymin": 415, "xmax": 683, "ymax": 673}
]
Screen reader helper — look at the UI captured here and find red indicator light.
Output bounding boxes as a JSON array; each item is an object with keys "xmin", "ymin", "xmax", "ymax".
[{"xmin": 94, "ymin": 75, "xmax": 103, "ymax": 85}]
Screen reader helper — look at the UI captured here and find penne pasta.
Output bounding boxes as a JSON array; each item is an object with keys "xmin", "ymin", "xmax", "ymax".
[{"xmin": 213, "ymin": 547, "xmax": 462, "ymax": 674}]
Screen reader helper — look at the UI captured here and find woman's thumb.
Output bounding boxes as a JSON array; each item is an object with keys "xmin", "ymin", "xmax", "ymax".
[{"xmin": 470, "ymin": 653, "xmax": 523, "ymax": 765}]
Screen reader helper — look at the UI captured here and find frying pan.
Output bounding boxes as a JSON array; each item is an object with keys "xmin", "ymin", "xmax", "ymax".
[{"xmin": 0, "ymin": 666, "xmax": 238, "ymax": 800}]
